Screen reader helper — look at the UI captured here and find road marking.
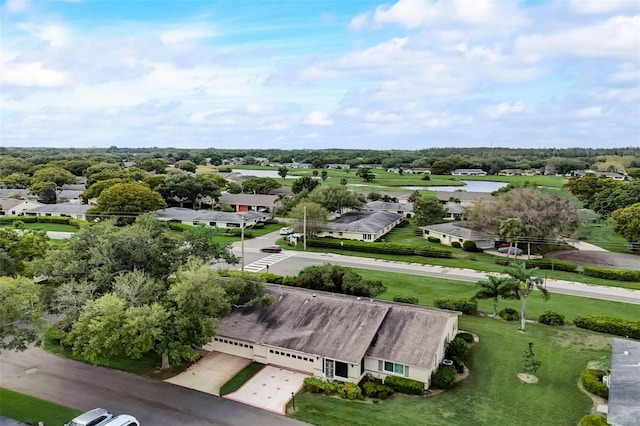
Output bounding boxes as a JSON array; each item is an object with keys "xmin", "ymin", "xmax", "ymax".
[{"xmin": 243, "ymin": 252, "xmax": 296, "ymax": 272}]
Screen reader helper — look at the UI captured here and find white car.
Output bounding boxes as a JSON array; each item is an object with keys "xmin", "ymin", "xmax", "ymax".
[
  {"xmin": 279, "ymin": 227, "xmax": 295, "ymax": 235},
  {"xmin": 498, "ymin": 246, "xmax": 523, "ymax": 255},
  {"xmin": 65, "ymin": 408, "xmax": 114, "ymax": 426},
  {"xmin": 104, "ymin": 415, "xmax": 140, "ymax": 426}
]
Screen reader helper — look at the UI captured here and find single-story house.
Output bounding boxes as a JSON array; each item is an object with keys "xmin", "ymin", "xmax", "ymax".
[
  {"xmin": 0, "ymin": 198, "xmax": 44, "ymax": 216},
  {"xmin": 434, "ymin": 191, "xmax": 493, "ymax": 204},
  {"xmin": 606, "ymin": 338, "xmax": 640, "ymax": 426},
  {"xmin": 405, "ymin": 168, "xmax": 431, "ymax": 175},
  {"xmin": 567, "ymin": 170, "xmax": 627, "ymax": 181},
  {"xmin": 443, "ymin": 202, "xmax": 465, "ymax": 221},
  {"xmin": 218, "ymin": 193, "xmax": 279, "ymax": 214},
  {"xmin": 0, "ymin": 189, "xmax": 35, "ymax": 199},
  {"xmin": 155, "ymin": 207, "xmax": 269, "ymax": 228},
  {"xmin": 451, "ymin": 169, "xmax": 487, "ymax": 176},
  {"xmin": 206, "ymin": 285, "xmax": 460, "ymax": 389},
  {"xmin": 498, "ymin": 169, "xmax": 540, "ymax": 176},
  {"xmin": 316, "ymin": 211, "xmax": 403, "ymax": 241},
  {"xmin": 326, "ymin": 164, "xmax": 351, "ymax": 169},
  {"xmin": 421, "ymin": 222, "xmax": 496, "ymax": 249},
  {"xmin": 364, "ymin": 201, "xmax": 414, "ymax": 218},
  {"xmin": 24, "ymin": 203, "xmax": 91, "ymax": 221},
  {"xmin": 56, "ymin": 189, "xmax": 83, "ymax": 203}
]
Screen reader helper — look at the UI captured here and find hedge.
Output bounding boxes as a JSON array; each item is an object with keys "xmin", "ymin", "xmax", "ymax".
[
  {"xmin": 434, "ymin": 298, "xmax": 478, "ymax": 315},
  {"xmin": 430, "ymin": 365, "xmax": 457, "ymax": 389},
  {"xmin": 451, "ymin": 241, "xmax": 462, "ymax": 248},
  {"xmin": 574, "ymin": 315, "xmax": 640, "ymax": 339},
  {"xmin": 306, "ymin": 238, "xmax": 453, "ymax": 258},
  {"xmin": 583, "ymin": 266, "xmax": 640, "ymax": 282},
  {"xmin": 525, "ymin": 258, "xmax": 578, "ymax": 272},
  {"xmin": 462, "ymin": 240, "xmax": 478, "ymax": 252},
  {"xmin": 499, "ymin": 307, "xmax": 520, "ymax": 321},
  {"xmin": 217, "ymin": 270, "xmax": 284, "ymax": 284},
  {"xmin": 427, "ymin": 236, "xmax": 441, "ymax": 243},
  {"xmin": 456, "ymin": 332, "xmax": 475, "ymax": 344},
  {"xmin": 393, "ymin": 294, "xmax": 419, "ymax": 304},
  {"xmin": 580, "ymin": 369, "xmax": 609, "ymax": 399},
  {"xmin": 337, "ymin": 382, "xmax": 362, "ymax": 400},
  {"xmin": 579, "ymin": 414, "xmax": 609, "ymax": 426},
  {"xmin": 361, "ymin": 381, "xmax": 393, "ymax": 399},
  {"xmin": 384, "ymin": 375, "xmax": 424, "ymax": 395},
  {"xmin": 0, "ymin": 215, "xmax": 88, "ymax": 227},
  {"xmin": 302, "ymin": 377, "xmax": 338, "ymax": 395},
  {"xmin": 446, "ymin": 337, "xmax": 469, "ymax": 358},
  {"xmin": 538, "ymin": 311, "xmax": 565, "ymax": 326}
]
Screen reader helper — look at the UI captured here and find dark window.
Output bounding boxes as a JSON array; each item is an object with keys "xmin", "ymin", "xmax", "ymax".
[
  {"xmin": 335, "ymin": 361, "xmax": 348, "ymax": 378},
  {"xmin": 361, "ymin": 358, "xmax": 365, "ymax": 375},
  {"xmin": 270, "ymin": 349, "xmax": 273, "ymax": 353},
  {"xmin": 87, "ymin": 417, "xmax": 107, "ymax": 426}
]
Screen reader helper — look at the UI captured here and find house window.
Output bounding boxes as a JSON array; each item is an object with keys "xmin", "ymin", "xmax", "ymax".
[{"xmin": 383, "ymin": 361, "xmax": 405, "ymax": 375}]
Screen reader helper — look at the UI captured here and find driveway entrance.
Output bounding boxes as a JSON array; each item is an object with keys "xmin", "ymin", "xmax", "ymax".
[
  {"xmin": 164, "ymin": 352, "xmax": 250, "ymax": 396},
  {"xmin": 224, "ymin": 366, "xmax": 308, "ymax": 414}
]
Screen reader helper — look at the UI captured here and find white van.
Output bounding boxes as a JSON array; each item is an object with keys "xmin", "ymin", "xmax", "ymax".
[{"xmin": 104, "ymin": 415, "xmax": 140, "ymax": 426}]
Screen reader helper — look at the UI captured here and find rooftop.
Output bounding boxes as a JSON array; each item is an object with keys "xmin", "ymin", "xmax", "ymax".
[
  {"xmin": 25, "ymin": 203, "xmax": 91, "ymax": 214},
  {"xmin": 155, "ymin": 207, "xmax": 268, "ymax": 223},
  {"xmin": 364, "ymin": 201, "xmax": 414, "ymax": 212},
  {"xmin": 608, "ymin": 338, "xmax": 640, "ymax": 426},
  {"xmin": 324, "ymin": 211, "xmax": 402, "ymax": 233}
]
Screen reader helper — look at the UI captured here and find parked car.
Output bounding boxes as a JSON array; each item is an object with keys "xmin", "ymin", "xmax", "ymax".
[
  {"xmin": 65, "ymin": 408, "xmax": 114, "ymax": 426},
  {"xmin": 279, "ymin": 227, "xmax": 295, "ymax": 235},
  {"xmin": 104, "ymin": 415, "xmax": 140, "ymax": 426},
  {"xmin": 497, "ymin": 246, "xmax": 523, "ymax": 255},
  {"xmin": 261, "ymin": 245, "xmax": 282, "ymax": 253}
]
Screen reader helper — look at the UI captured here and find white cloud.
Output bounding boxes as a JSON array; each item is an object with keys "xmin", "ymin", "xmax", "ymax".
[
  {"xmin": 484, "ymin": 101, "xmax": 528, "ymax": 119},
  {"xmin": 348, "ymin": 11, "xmax": 372, "ymax": 31},
  {"xmin": 570, "ymin": 0, "xmax": 638, "ymax": 14},
  {"xmin": 364, "ymin": 111, "xmax": 402, "ymax": 122},
  {"xmin": 187, "ymin": 109, "xmax": 229, "ymax": 124},
  {"xmin": 160, "ymin": 29, "xmax": 216, "ymax": 45},
  {"xmin": 2, "ymin": 62, "xmax": 67, "ymax": 87},
  {"xmin": 303, "ymin": 111, "xmax": 333, "ymax": 126},
  {"xmin": 3, "ymin": 0, "xmax": 28, "ymax": 13},
  {"xmin": 20, "ymin": 24, "xmax": 69, "ymax": 47},
  {"xmin": 574, "ymin": 107, "xmax": 602, "ymax": 118}
]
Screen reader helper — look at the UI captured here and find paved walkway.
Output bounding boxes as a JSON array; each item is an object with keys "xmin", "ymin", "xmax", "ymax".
[
  {"xmin": 567, "ymin": 240, "xmax": 609, "ymax": 252},
  {"xmin": 225, "ymin": 366, "xmax": 308, "ymax": 414}
]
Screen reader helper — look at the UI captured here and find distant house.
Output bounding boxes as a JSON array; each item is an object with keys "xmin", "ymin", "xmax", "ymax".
[
  {"xmin": 317, "ymin": 211, "xmax": 403, "ymax": 241},
  {"xmin": 24, "ymin": 203, "xmax": 91, "ymax": 221},
  {"xmin": 451, "ymin": 169, "xmax": 487, "ymax": 176},
  {"xmin": 421, "ymin": 222, "xmax": 495, "ymax": 249},
  {"xmin": 326, "ymin": 164, "xmax": 351, "ymax": 170},
  {"xmin": 567, "ymin": 170, "xmax": 627, "ymax": 181},
  {"xmin": 0, "ymin": 189, "xmax": 35, "ymax": 200},
  {"xmin": 155, "ymin": 207, "xmax": 268, "ymax": 228},
  {"xmin": 282, "ymin": 162, "xmax": 313, "ymax": 169},
  {"xmin": 207, "ymin": 285, "xmax": 460, "ymax": 390},
  {"xmin": 443, "ymin": 202, "xmax": 465, "ymax": 221},
  {"xmin": 405, "ymin": 168, "xmax": 431, "ymax": 175},
  {"xmin": 386, "ymin": 168, "xmax": 402, "ymax": 174},
  {"xmin": 606, "ymin": 338, "xmax": 640, "ymax": 426},
  {"xmin": 364, "ymin": 201, "xmax": 414, "ymax": 218},
  {"xmin": 0, "ymin": 198, "xmax": 44, "ymax": 216},
  {"xmin": 218, "ymin": 194, "xmax": 279, "ymax": 215},
  {"xmin": 434, "ymin": 191, "xmax": 493, "ymax": 204},
  {"xmin": 57, "ymin": 189, "xmax": 83, "ymax": 204},
  {"xmin": 499, "ymin": 169, "xmax": 540, "ymax": 176}
]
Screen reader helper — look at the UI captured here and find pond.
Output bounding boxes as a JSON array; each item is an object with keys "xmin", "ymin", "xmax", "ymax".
[{"xmin": 402, "ymin": 180, "xmax": 508, "ymax": 193}]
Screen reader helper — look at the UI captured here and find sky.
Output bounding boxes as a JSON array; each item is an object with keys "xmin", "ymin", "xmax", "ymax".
[{"xmin": 1, "ymin": 0, "xmax": 639, "ymax": 150}]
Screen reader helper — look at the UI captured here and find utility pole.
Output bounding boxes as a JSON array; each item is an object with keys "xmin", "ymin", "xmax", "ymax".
[
  {"xmin": 240, "ymin": 215, "xmax": 245, "ymax": 271},
  {"xmin": 303, "ymin": 205, "xmax": 307, "ymax": 251}
]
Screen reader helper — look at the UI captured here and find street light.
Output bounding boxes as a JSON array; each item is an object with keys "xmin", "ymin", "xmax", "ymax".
[{"xmin": 291, "ymin": 391, "xmax": 295, "ymax": 412}]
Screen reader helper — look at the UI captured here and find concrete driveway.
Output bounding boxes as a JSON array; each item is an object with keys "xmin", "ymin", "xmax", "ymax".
[
  {"xmin": 224, "ymin": 366, "xmax": 308, "ymax": 414},
  {"xmin": 165, "ymin": 352, "xmax": 250, "ymax": 396}
]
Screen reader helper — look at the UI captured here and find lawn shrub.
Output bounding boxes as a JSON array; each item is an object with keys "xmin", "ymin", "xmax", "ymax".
[
  {"xmin": 579, "ymin": 414, "xmax": 609, "ymax": 426},
  {"xmin": 450, "ymin": 357, "xmax": 465, "ymax": 374},
  {"xmin": 494, "ymin": 258, "xmax": 511, "ymax": 266},
  {"xmin": 462, "ymin": 240, "xmax": 479, "ymax": 252},
  {"xmin": 225, "ymin": 228, "xmax": 254, "ymax": 239},
  {"xmin": 580, "ymin": 369, "xmax": 609, "ymax": 399},
  {"xmin": 337, "ymin": 382, "xmax": 362, "ymax": 400},
  {"xmin": 583, "ymin": 266, "xmax": 640, "ymax": 282},
  {"xmin": 499, "ymin": 307, "xmax": 520, "ymax": 321},
  {"xmin": 0, "ymin": 216, "xmax": 37, "ymax": 224},
  {"xmin": 384, "ymin": 376, "xmax": 424, "ymax": 395},
  {"xmin": 427, "ymin": 236, "xmax": 441, "ymax": 243},
  {"xmin": 305, "ymin": 238, "xmax": 453, "ymax": 258},
  {"xmin": 393, "ymin": 294, "xmax": 419, "ymax": 304},
  {"xmin": 446, "ymin": 337, "xmax": 469, "ymax": 358},
  {"xmin": 574, "ymin": 315, "xmax": 640, "ymax": 339},
  {"xmin": 430, "ymin": 365, "xmax": 457, "ymax": 389},
  {"xmin": 434, "ymin": 298, "xmax": 478, "ymax": 315},
  {"xmin": 538, "ymin": 311, "xmax": 565, "ymax": 326},
  {"xmin": 253, "ymin": 222, "xmax": 265, "ymax": 229},
  {"xmin": 456, "ymin": 332, "xmax": 475, "ymax": 343},
  {"xmin": 291, "ymin": 264, "xmax": 387, "ymax": 297},
  {"xmin": 303, "ymin": 377, "xmax": 338, "ymax": 395},
  {"xmin": 281, "ymin": 275, "xmax": 297, "ymax": 286},
  {"xmin": 361, "ymin": 381, "xmax": 393, "ymax": 399},
  {"xmin": 451, "ymin": 241, "xmax": 462, "ymax": 248},
  {"xmin": 525, "ymin": 258, "xmax": 578, "ymax": 272}
]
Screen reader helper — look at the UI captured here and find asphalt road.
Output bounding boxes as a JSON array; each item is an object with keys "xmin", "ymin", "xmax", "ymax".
[{"xmin": 0, "ymin": 347, "xmax": 304, "ymax": 426}]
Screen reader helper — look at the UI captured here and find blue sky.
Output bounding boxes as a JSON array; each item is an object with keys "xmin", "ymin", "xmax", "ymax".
[{"xmin": 1, "ymin": 0, "xmax": 639, "ymax": 149}]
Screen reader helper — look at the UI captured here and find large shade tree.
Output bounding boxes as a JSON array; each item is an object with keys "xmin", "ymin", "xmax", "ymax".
[
  {"xmin": 290, "ymin": 201, "xmax": 328, "ymax": 237},
  {"xmin": 308, "ymin": 185, "xmax": 364, "ymax": 215},
  {"xmin": 0, "ymin": 276, "xmax": 45, "ymax": 352},
  {"xmin": 0, "ymin": 228, "xmax": 50, "ymax": 277},
  {"xmin": 611, "ymin": 203, "xmax": 640, "ymax": 249},
  {"xmin": 87, "ymin": 182, "xmax": 167, "ymax": 223},
  {"xmin": 157, "ymin": 174, "xmax": 221, "ymax": 207},
  {"xmin": 413, "ymin": 196, "xmax": 446, "ymax": 226}
]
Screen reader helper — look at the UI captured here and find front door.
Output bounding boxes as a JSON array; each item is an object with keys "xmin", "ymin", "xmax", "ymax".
[{"xmin": 325, "ymin": 359, "xmax": 334, "ymax": 379}]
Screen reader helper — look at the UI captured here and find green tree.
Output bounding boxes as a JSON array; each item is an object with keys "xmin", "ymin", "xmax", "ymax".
[
  {"xmin": 31, "ymin": 166, "xmax": 76, "ymax": 187},
  {"xmin": 87, "ymin": 182, "xmax": 167, "ymax": 223},
  {"xmin": 611, "ymin": 203, "xmax": 640, "ymax": 248},
  {"xmin": 182, "ymin": 224, "xmax": 238, "ymax": 264},
  {"xmin": 1, "ymin": 172, "xmax": 31, "ymax": 188},
  {"xmin": 321, "ymin": 170, "xmax": 328, "ymax": 181},
  {"xmin": 0, "ymin": 155, "xmax": 29, "ymax": 177},
  {"xmin": 81, "ymin": 178, "xmax": 127, "ymax": 202},
  {"xmin": 0, "ymin": 228, "xmax": 50, "ymax": 277},
  {"xmin": 278, "ymin": 167, "xmax": 289, "ymax": 179},
  {"xmin": 413, "ymin": 197, "xmax": 446, "ymax": 226},
  {"xmin": 473, "ymin": 275, "xmax": 519, "ymax": 317},
  {"xmin": 226, "ymin": 181, "xmax": 243, "ymax": 194},
  {"xmin": 564, "ymin": 175, "xmax": 622, "ymax": 208},
  {"xmin": 355, "ymin": 167, "xmax": 375, "ymax": 182},
  {"xmin": 308, "ymin": 185, "xmax": 364, "ymax": 215},
  {"xmin": 504, "ymin": 262, "xmax": 549, "ymax": 331},
  {"xmin": 591, "ymin": 181, "xmax": 640, "ymax": 216},
  {"xmin": 112, "ymin": 270, "xmax": 164, "ymax": 307},
  {"xmin": 291, "ymin": 176, "xmax": 320, "ymax": 194},
  {"xmin": 522, "ymin": 342, "xmax": 542, "ymax": 374},
  {"xmin": 340, "ymin": 178, "xmax": 347, "ymax": 186},
  {"xmin": 157, "ymin": 174, "xmax": 221, "ymax": 207},
  {"xmin": 290, "ymin": 201, "xmax": 328, "ymax": 237},
  {"xmin": 38, "ymin": 182, "xmax": 58, "ymax": 204},
  {"xmin": 51, "ymin": 279, "xmax": 97, "ymax": 320},
  {"xmin": 430, "ymin": 159, "xmax": 457, "ymax": 175},
  {"xmin": 0, "ymin": 276, "xmax": 45, "ymax": 351},
  {"xmin": 312, "ymin": 169, "xmax": 319, "ymax": 178},
  {"xmin": 241, "ymin": 177, "xmax": 281, "ymax": 194},
  {"xmin": 499, "ymin": 218, "xmax": 523, "ymax": 259},
  {"xmin": 178, "ymin": 162, "xmax": 197, "ymax": 173},
  {"xmin": 137, "ymin": 159, "xmax": 168, "ymax": 174}
]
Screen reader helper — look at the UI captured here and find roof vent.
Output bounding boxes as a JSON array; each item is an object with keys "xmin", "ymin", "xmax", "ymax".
[
  {"xmin": 356, "ymin": 297, "xmax": 361, "ymax": 300},
  {"xmin": 312, "ymin": 294, "xmax": 316, "ymax": 297},
  {"xmin": 623, "ymin": 351, "xmax": 629, "ymax": 355}
]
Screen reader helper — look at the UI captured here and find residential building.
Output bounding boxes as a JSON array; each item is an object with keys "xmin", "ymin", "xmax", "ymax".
[
  {"xmin": 218, "ymin": 194, "xmax": 279, "ymax": 214},
  {"xmin": 0, "ymin": 198, "xmax": 44, "ymax": 216},
  {"xmin": 443, "ymin": 202, "xmax": 465, "ymax": 221},
  {"xmin": 0, "ymin": 189, "xmax": 34, "ymax": 199},
  {"xmin": 326, "ymin": 164, "xmax": 351, "ymax": 169},
  {"xmin": 567, "ymin": 170, "xmax": 627, "ymax": 181},
  {"xmin": 206, "ymin": 285, "xmax": 460, "ymax": 389},
  {"xmin": 405, "ymin": 168, "xmax": 431, "ymax": 175},
  {"xmin": 24, "ymin": 203, "xmax": 91, "ymax": 221},
  {"xmin": 316, "ymin": 211, "xmax": 403, "ymax": 241},
  {"xmin": 498, "ymin": 169, "xmax": 540, "ymax": 176},
  {"xmin": 364, "ymin": 201, "xmax": 414, "ymax": 218},
  {"xmin": 451, "ymin": 169, "xmax": 487, "ymax": 176},
  {"xmin": 434, "ymin": 191, "xmax": 493, "ymax": 204},
  {"xmin": 606, "ymin": 338, "xmax": 640, "ymax": 426},
  {"xmin": 155, "ymin": 207, "xmax": 268, "ymax": 228},
  {"xmin": 421, "ymin": 222, "xmax": 496, "ymax": 249}
]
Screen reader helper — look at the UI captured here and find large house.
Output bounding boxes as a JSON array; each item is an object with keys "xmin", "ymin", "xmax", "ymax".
[
  {"xmin": 155, "ymin": 207, "xmax": 269, "ymax": 228},
  {"xmin": 421, "ymin": 222, "xmax": 496, "ymax": 250},
  {"xmin": 0, "ymin": 198, "xmax": 43, "ymax": 216},
  {"xmin": 24, "ymin": 203, "xmax": 91, "ymax": 221},
  {"xmin": 206, "ymin": 285, "xmax": 460, "ymax": 389},
  {"xmin": 606, "ymin": 338, "xmax": 640, "ymax": 426},
  {"xmin": 316, "ymin": 211, "xmax": 403, "ymax": 241},
  {"xmin": 364, "ymin": 201, "xmax": 414, "ymax": 218},
  {"xmin": 218, "ymin": 194, "xmax": 279, "ymax": 215},
  {"xmin": 451, "ymin": 169, "xmax": 487, "ymax": 176}
]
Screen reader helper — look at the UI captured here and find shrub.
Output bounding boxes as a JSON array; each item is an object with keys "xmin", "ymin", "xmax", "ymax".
[
  {"xmin": 434, "ymin": 298, "xmax": 478, "ymax": 315},
  {"xmin": 302, "ymin": 377, "xmax": 338, "ymax": 395},
  {"xmin": 525, "ymin": 258, "xmax": 578, "ymax": 272},
  {"xmin": 574, "ymin": 315, "xmax": 640, "ymax": 339},
  {"xmin": 583, "ymin": 266, "xmax": 640, "ymax": 282},
  {"xmin": 430, "ymin": 365, "xmax": 457, "ymax": 389},
  {"xmin": 421, "ymin": 175, "xmax": 431, "ymax": 181},
  {"xmin": 579, "ymin": 414, "xmax": 609, "ymax": 426},
  {"xmin": 393, "ymin": 294, "xmax": 419, "ymax": 304},
  {"xmin": 361, "ymin": 381, "xmax": 393, "ymax": 399},
  {"xmin": 427, "ymin": 236, "xmax": 441, "ymax": 243},
  {"xmin": 305, "ymin": 238, "xmax": 453, "ymax": 258},
  {"xmin": 580, "ymin": 369, "xmax": 609, "ymax": 399},
  {"xmin": 499, "ymin": 307, "xmax": 520, "ymax": 321},
  {"xmin": 451, "ymin": 241, "xmax": 462, "ymax": 248},
  {"xmin": 462, "ymin": 240, "xmax": 478, "ymax": 252},
  {"xmin": 538, "ymin": 311, "xmax": 565, "ymax": 326},
  {"xmin": 494, "ymin": 258, "xmax": 511, "ymax": 266},
  {"xmin": 281, "ymin": 275, "xmax": 297, "ymax": 286},
  {"xmin": 337, "ymin": 382, "xmax": 362, "ymax": 400},
  {"xmin": 456, "ymin": 332, "xmax": 475, "ymax": 344},
  {"xmin": 446, "ymin": 337, "xmax": 469, "ymax": 358},
  {"xmin": 384, "ymin": 376, "xmax": 424, "ymax": 395}
]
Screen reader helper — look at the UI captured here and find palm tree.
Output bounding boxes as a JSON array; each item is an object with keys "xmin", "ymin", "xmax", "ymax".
[
  {"xmin": 504, "ymin": 262, "xmax": 549, "ymax": 331},
  {"xmin": 312, "ymin": 169, "xmax": 319, "ymax": 178},
  {"xmin": 474, "ymin": 275, "xmax": 519, "ymax": 317},
  {"xmin": 321, "ymin": 170, "xmax": 328, "ymax": 181},
  {"xmin": 340, "ymin": 178, "xmax": 347, "ymax": 186},
  {"xmin": 500, "ymin": 218, "xmax": 523, "ymax": 259}
]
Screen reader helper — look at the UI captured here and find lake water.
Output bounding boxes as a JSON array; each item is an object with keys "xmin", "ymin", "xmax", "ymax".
[{"xmin": 402, "ymin": 180, "xmax": 508, "ymax": 193}]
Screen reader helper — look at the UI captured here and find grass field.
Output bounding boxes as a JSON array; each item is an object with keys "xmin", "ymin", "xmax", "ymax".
[
  {"xmin": 0, "ymin": 387, "xmax": 81, "ymax": 425},
  {"xmin": 220, "ymin": 362, "xmax": 265, "ymax": 396},
  {"xmin": 577, "ymin": 219, "xmax": 634, "ymax": 254},
  {"xmin": 0, "ymin": 222, "xmax": 79, "ymax": 232}
]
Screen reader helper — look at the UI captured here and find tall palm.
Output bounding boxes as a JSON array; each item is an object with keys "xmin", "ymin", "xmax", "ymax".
[
  {"xmin": 474, "ymin": 275, "xmax": 519, "ymax": 317},
  {"xmin": 504, "ymin": 262, "xmax": 549, "ymax": 331}
]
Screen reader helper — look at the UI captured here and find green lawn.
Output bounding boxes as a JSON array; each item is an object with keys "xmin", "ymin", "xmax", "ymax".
[
  {"xmin": 577, "ymin": 219, "xmax": 634, "ymax": 254},
  {"xmin": 220, "ymin": 362, "xmax": 265, "ymax": 396},
  {"xmin": 0, "ymin": 222, "xmax": 79, "ymax": 232},
  {"xmin": 0, "ymin": 387, "xmax": 81, "ymax": 425},
  {"xmin": 448, "ymin": 174, "xmax": 566, "ymax": 188}
]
